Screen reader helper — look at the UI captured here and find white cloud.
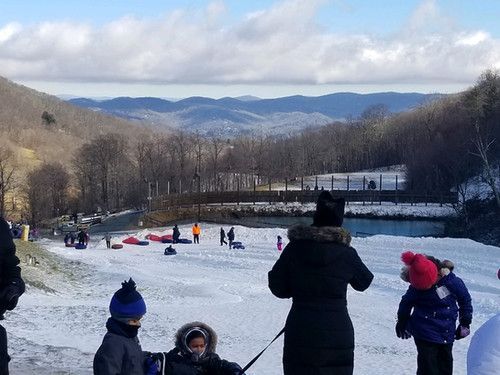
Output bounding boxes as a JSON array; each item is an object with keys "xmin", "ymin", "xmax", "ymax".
[
  {"xmin": 456, "ymin": 31, "xmax": 489, "ymax": 46},
  {"xmin": 0, "ymin": 0, "xmax": 498, "ymax": 87},
  {"xmin": 0, "ymin": 22, "xmax": 22, "ymax": 43}
]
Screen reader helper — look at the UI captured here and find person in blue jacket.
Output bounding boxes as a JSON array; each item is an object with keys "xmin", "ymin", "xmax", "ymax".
[
  {"xmin": 396, "ymin": 252, "xmax": 473, "ymax": 375},
  {"xmin": 93, "ymin": 278, "xmax": 155, "ymax": 375}
]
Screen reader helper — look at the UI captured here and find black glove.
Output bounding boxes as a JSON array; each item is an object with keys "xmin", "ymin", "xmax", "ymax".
[
  {"xmin": 199, "ymin": 352, "xmax": 220, "ymax": 369},
  {"xmin": 459, "ymin": 317, "xmax": 472, "ymax": 327},
  {"xmin": 0, "ymin": 279, "xmax": 25, "ymax": 311},
  {"xmin": 225, "ymin": 361, "xmax": 244, "ymax": 375},
  {"xmin": 395, "ymin": 319, "xmax": 411, "ymax": 339}
]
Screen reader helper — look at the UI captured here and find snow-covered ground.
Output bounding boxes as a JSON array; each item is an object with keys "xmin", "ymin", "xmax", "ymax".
[
  {"xmin": 6, "ymin": 224, "xmax": 499, "ymax": 374},
  {"xmin": 269, "ymin": 169, "xmax": 406, "ymax": 191},
  {"xmin": 226, "ymin": 201, "xmax": 456, "ymax": 218}
]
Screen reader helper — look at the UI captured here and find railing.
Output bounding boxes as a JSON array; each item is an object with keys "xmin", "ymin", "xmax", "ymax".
[{"xmin": 151, "ymin": 190, "xmax": 457, "ymax": 211}]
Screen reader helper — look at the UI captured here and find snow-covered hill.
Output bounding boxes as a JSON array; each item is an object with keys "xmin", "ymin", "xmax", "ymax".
[{"xmin": 8, "ymin": 224, "xmax": 499, "ymax": 374}]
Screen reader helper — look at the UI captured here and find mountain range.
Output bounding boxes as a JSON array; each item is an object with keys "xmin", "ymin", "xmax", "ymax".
[{"xmin": 68, "ymin": 92, "xmax": 441, "ymax": 136}]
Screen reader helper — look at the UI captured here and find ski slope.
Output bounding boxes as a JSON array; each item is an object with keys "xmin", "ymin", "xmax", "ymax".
[{"xmin": 7, "ymin": 224, "xmax": 500, "ymax": 374}]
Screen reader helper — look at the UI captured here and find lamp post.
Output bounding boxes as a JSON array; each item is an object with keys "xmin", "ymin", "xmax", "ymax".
[
  {"xmin": 193, "ymin": 172, "xmax": 201, "ymax": 222},
  {"xmin": 144, "ymin": 179, "xmax": 152, "ymax": 212}
]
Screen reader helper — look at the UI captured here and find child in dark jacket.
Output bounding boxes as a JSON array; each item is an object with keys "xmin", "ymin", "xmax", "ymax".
[
  {"xmin": 396, "ymin": 252, "xmax": 473, "ymax": 375},
  {"xmin": 93, "ymin": 278, "xmax": 153, "ymax": 375},
  {"xmin": 149, "ymin": 321, "xmax": 244, "ymax": 375}
]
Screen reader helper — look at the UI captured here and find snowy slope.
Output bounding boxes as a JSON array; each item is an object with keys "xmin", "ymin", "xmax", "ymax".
[{"xmin": 7, "ymin": 224, "xmax": 500, "ymax": 374}]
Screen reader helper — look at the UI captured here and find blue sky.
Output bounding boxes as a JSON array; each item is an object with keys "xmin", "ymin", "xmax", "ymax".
[
  {"xmin": 2, "ymin": 0, "xmax": 499, "ymax": 37},
  {"xmin": 1, "ymin": 0, "xmax": 499, "ymax": 98}
]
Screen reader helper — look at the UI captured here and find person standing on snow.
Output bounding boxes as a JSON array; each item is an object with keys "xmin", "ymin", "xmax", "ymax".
[
  {"xmin": 396, "ymin": 254, "xmax": 473, "ymax": 375},
  {"xmin": 227, "ymin": 227, "xmax": 235, "ymax": 249},
  {"xmin": 77, "ymin": 229, "xmax": 86, "ymax": 245},
  {"xmin": 220, "ymin": 228, "xmax": 227, "ymax": 246},
  {"xmin": 276, "ymin": 235, "xmax": 283, "ymax": 251},
  {"xmin": 268, "ymin": 192, "xmax": 373, "ymax": 375},
  {"xmin": 0, "ymin": 217, "xmax": 25, "ymax": 374},
  {"xmin": 103, "ymin": 233, "xmax": 112, "ymax": 249},
  {"xmin": 192, "ymin": 223, "xmax": 201, "ymax": 244},
  {"xmin": 172, "ymin": 225, "xmax": 180, "ymax": 244}
]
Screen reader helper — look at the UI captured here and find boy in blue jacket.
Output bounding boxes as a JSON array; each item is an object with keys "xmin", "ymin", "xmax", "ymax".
[
  {"xmin": 94, "ymin": 278, "xmax": 154, "ymax": 375},
  {"xmin": 396, "ymin": 252, "xmax": 473, "ymax": 375}
]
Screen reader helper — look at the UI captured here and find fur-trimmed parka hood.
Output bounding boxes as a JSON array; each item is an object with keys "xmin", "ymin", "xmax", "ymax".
[
  {"xmin": 175, "ymin": 321, "xmax": 218, "ymax": 355},
  {"xmin": 288, "ymin": 224, "xmax": 351, "ymax": 246}
]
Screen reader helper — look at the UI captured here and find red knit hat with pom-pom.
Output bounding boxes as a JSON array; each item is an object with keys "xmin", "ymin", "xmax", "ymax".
[{"xmin": 401, "ymin": 251, "xmax": 438, "ymax": 290}]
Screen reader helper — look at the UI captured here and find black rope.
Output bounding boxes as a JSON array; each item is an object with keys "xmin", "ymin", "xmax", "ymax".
[{"xmin": 239, "ymin": 327, "xmax": 285, "ymax": 374}]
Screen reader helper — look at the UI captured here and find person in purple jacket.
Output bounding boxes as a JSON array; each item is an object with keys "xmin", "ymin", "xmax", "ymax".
[{"xmin": 395, "ymin": 252, "xmax": 473, "ymax": 375}]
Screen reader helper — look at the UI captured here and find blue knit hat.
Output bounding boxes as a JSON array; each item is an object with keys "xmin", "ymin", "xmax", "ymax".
[{"xmin": 109, "ymin": 278, "xmax": 146, "ymax": 321}]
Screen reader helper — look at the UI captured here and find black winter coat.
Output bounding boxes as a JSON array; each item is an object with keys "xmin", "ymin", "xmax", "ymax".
[
  {"xmin": 154, "ymin": 349, "xmax": 241, "ymax": 375},
  {"xmin": 93, "ymin": 318, "xmax": 147, "ymax": 375},
  {"xmin": 173, "ymin": 227, "xmax": 181, "ymax": 242},
  {"xmin": 227, "ymin": 229, "xmax": 234, "ymax": 242},
  {"xmin": 151, "ymin": 321, "xmax": 243, "ymax": 375},
  {"xmin": 0, "ymin": 218, "xmax": 25, "ymax": 316},
  {"xmin": 268, "ymin": 225, "xmax": 373, "ymax": 375}
]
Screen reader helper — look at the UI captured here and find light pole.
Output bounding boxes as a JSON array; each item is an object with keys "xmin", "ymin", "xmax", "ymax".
[
  {"xmin": 193, "ymin": 172, "xmax": 201, "ymax": 222},
  {"xmin": 144, "ymin": 179, "xmax": 152, "ymax": 211}
]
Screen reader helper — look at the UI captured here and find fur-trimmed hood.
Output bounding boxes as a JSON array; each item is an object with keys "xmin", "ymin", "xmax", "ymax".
[
  {"xmin": 175, "ymin": 321, "xmax": 218, "ymax": 355},
  {"xmin": 288, "ymin": 224, "xmax": 351, "ymax": 246}
]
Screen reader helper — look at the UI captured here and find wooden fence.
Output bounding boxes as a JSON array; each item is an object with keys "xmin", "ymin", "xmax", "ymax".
[{"xmin": 151, "ymin": 189, "xmax": 458, "ymax": 211}]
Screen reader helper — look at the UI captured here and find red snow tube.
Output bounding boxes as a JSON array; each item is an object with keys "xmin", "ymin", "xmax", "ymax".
[
  {"xmin": 161, "ymin": 234, "xmax": 173, "ymax": 241},
  {"xmin": 146, "ymin": 234, "xmax": 163, "ymax": 242},
  {"xmin": 111, "ymin": 244, "xmax": 123, "ymax": 249},
  {"xmin": 122, "ymin": 237, "xmax": 140, "ymax": 244}
]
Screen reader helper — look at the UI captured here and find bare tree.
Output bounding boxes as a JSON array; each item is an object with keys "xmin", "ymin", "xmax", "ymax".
[
  {"xmin": 0, "ymin": 147, "xmax": 16, "ymax": 218},
  {"xmin": 465, "ymin": 70, "xmax": 500, "ymax": 208},
  {"xmin": 74, "ymin": 134, "xmax": 131, "ymax": 211},
  {"xmin": 25, "ymin": 162, "xmax": 70, "ymax": 225},
  {"xmin": 207, "ymin": 137, "xmax": 225, "ymax": 190}
]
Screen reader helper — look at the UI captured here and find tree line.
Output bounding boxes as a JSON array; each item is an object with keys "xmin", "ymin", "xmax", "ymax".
[{"xmin": 2, "ymin": 71, "xmax": 498, "ymax": 225}]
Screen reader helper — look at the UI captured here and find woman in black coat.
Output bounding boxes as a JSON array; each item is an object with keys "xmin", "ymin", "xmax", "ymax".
[{"xmin": 268, "ymin": 192, "xmax": 373, "ymax": 375}]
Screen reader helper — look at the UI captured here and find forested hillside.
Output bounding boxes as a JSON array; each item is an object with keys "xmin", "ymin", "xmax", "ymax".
[
  {"xmin": 0, "ymin": 76, "xmax": 155, "ymax": 219},
  {"xmin": 1, "ymin": 72, "xmax": 498, "ymax": 226}
]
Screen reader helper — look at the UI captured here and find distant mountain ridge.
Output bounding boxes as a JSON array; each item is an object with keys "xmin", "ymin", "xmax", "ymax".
[{"xmin": 68, "ymin": 92, "xmax": 442, "ymax": 136}]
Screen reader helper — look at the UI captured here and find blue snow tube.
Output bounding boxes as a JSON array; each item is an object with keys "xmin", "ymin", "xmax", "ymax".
[
  {"xmin": 164, "ymin": 248, "xmax": 177, "ymax": 255},
  {"xmin": 161, "ymin": 238, "xmax": 173, "ymax": 243},
  {"xmin": 177, "ymin": 238, "xmax": 192, "ymax": 244},
  {"xmin": 231, "ymin": 241, "xmax": 245, "ymax": 249},
  {"xmin": 75, "ymin": 244, "xmax": 87, "ymax": 250},
  {"xmin": 137, "ymin": 241, "xmax": 149, "ymax": 246}
]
